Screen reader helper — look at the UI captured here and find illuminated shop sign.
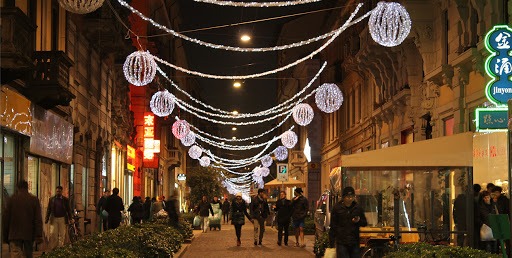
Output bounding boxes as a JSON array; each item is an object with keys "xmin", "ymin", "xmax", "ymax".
[
  {"xmin": 127, "ymin": 163, "xmax": 135, "ymax": 171},
  {"xmin": 127, "ymin": 145, "xmax": 135, "ymax": 159},
  {"xmin": 177, "ymin": 174, "xmax": 186, "ymax": 181},
  {"xmin": 476, "ymin": 25, "xmax": 512, "ymax": 131}
]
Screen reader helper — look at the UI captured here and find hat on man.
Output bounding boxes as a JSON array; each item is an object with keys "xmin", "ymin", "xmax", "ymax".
[
  {"xmin": 294, "ymin": 187, "xmax": 303, "ymax": 194},
  {"xmin": 236, "ymin": 192, "xmax": 242, "ymax": 197},
  {"xmin": 342, "ymin": 186, "xmax": 355, "ymax": 197}
]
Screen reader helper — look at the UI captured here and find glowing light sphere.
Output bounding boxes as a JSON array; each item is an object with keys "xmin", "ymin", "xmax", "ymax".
[
  {"xmin": 123, "ymin": 51, "xmax": 157, "ymax": 86},
  {"xmin": 253, "ymin": 167, "xmax": 262, "ymax": 177},
  {"xmin": 150, "ymin": 90, "xmax": 175, "ymax": 117},
  {"xmin": 260, "ymin": 155, "xmax": 273, "ymax": 168},
  {"xmin": 58, "ymin": 0, "xmax": 105, "ymax": 14},
  {"xmin": 281, "ymin": 131, "xmax": 298, "ymax": 149},
  {"xmin": 260, "ymin": 167, "xmax": 270, "ymax": 177},
  {"xmin": 188, "ymin": 145, "xmax": 202, "ymax": 159},
  {"xmin": 315, "ymin": 83, "xmax": 343, "ymax": 113},
  {"xmin": 368, "ymin": 1, "xmax": 412, "ymax": 47},
  {"xmin": 292, "ymin": 103, "xmax": 314, "ymax": 126},
  {"xmin": 172, "ymin": 119, "xmax": 190, "ymax": 140},
  {"xmin": 274, "ymin": 146, "xmax": 288, "ymax": 161},
  {"xmin": 199, "ymin": 156, "xmax": 211, "ymax": 167},
  {"xmin": 180, "ymin": 131, "xmax": 196, "ymax": 146}
]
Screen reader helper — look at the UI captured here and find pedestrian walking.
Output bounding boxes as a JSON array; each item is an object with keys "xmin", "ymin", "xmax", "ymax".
[
  {"xmin": 291, "ymin": 187, "xmax": 308, "ymax": 247},
  {"xmin": 210, "ymin": 196, "xmax": 222, "ymax": 230},
  {"xmin": 143, "ymin": 197, "xmax": 152, "ymax": 222},
  {"xmin": 222, "ymin": 198, "xmax": 231, "ymax": 224},
  {"xmin": 479, "ymin": 190, "xmax": 498, "ymax": 253},
  {"xmin": 97, "ymin": 189, "xmax": 110, "ymax": 232},
  {"xmin": 152, "ymin": 196, "xmax": 164, "ymax": 217},
  {"xmin": 273, "ymin": 191, "xmax": 293, "ymax": 246},
  {"xmin": 453, "ymin": 192, "xmax": 467, "ymax": 246},
  {"xmin": 104, "ymin": 187, "xmax": 124, "ymax": 230},
  {"xmin": 3, "ymin": 180, "xmax": 43, "ymax": 257},
  {"xmin": 250, "ymin": 189, "xmax": 270, "ymax": 246},
  {"xmin": 196, "ymin": 195, "xmax": 214, "ymax": 233},
  {"xmin": 128, "ymin": 196, "xmax": 144, "ymax": 224},
  {"xmin": 329, "ymin": 186, "xmax": 367, "ymax": 258},
  {"xmin": 45, "ymin": 185, "xmax": 72, "ymax": 250},
  {"xmin": 230, "ymin": 192, "xmax": 252, "ymax": 246},
  {"xmin": 165, "ymin": 191, "xmax": 180, "ymax": 227}
]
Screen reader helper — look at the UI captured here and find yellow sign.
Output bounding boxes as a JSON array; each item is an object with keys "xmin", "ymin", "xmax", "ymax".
[
  {"xmin": 127, "ymin": 145, "xmax": 135, "ymax": 159},
  {"xmin": 127, "ymin": 163, "xmax": 135, "ymax": 171}
]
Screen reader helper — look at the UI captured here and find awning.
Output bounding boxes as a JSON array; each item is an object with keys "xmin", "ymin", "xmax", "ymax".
[
  {"xmin": 264, "ymin": 178, "xmax": 306, "ymax": 189},
  {"xmin": 341, "ymin": 132, "xmax": 474, "ymax": 168}
]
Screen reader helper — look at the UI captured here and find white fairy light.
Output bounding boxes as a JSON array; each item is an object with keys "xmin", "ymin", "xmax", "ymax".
[
  {"xmin": 150, "ymin": 89, "xmax": 175, "ymax": 117},
  {"xmin": 260, "ymin": 155, "xmax": 273, "ymax": 168},
  {"xmin": 315, "ymin": 83, "xmax": 343, "ymax": 113},
  {"xmin": 199, "ymin": 156, "xmax": 211, "ymax": 167},
  {"xmin": 281, "ymin": 130, "xmax": 298, "ymax": 149},
  {"xmin": 368, "ymin": 1, "xmax": 412, "ymax": 47},
  {"xmin": 293, "ymin": 103, "xmax": 314, "ymax": 126},
  {"xmin": 194, "ymin": 0, "xmax": 320, "ymax": 7},
  {"xmin": 253, "ymin": 167, "xmax": 262, "ymax": 177},
  {"xmin": 260, "ymin": 167, "xmax": 270, "ymax": 177},
  {"xmin": 188, "ymin": 145, "xmax": 202, "ymax": 159},
  {"xmin": 172, "ymin": 119, "xmax": 190, "ymax": 139},
  {"xmin": 123, "ymin": 51, "xmax": 157, "ymax": 86},
  {"xmin": 117, "ymin": 0, "xmax": 366, "ymax": 53},
  {"xmin": 274, "ymin": 146, "xmax": 288, "ymax": 161},
  {"xmin": 196, "ymin": 133, "xmax": 282, "ymax": 151},
  {"xmin": 180, "ymin": 131, "xmax": 196, "ymax": 146},
  {"xmin": 59, "ymin": 0, "xmax": 105, "ymax": 14}
]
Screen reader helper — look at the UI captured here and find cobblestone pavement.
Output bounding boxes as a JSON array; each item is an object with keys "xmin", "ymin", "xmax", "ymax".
[{"xmin": 182, "ymin": 221, "xmax": 315, "ymax": 258}]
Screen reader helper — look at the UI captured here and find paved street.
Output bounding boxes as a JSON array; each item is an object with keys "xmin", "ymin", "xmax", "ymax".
[{"xmin": 182, "ymin": 221, "xmax": 315, "ymax": 258}]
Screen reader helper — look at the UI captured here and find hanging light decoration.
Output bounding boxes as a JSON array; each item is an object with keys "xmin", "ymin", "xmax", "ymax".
[
  {"xmin": 180, "ymin": 131, "xmax": 196, "ymax": 146},
  {"xmin": 368, "ymin": 1, "xmax": 412, "ymax": 47},
  {"xmin": 188, "ymin": 145, "xmax": 202, "ymax": 159},
  {"xmin": 281, "ymin": 131, "xmax": 298, "ymax": 149},
  {"xmin": 150, "ymin": 89, "xmax": 175, "ymax": 117},
  {"xmin": 253, "ymin": 167, "xmax": 262, "ymax": 177},
  {"xmin": 123, "ymin": 51, "xmax": 157, "ymax": 86},
  {"xmin": 199, "ymin": 156, "xmax": 211, "ymax": 167},
  {"xmin": 172, "ymin": 119, "xmax": 190, "ymax": 139},
  {"xmin": 260, "ymin": 167, "xmax": 270, "ymax": 177},
  {"xmin": 292, "ymin": 103, "xmax": 314, "ymax": 126},
  {"xmin": 260, "ymin": 155, "xmax": 273, "ymax": 168},
  {"xmin": 58, "ymin": 0, "xmax": 105, "ymax": 14},
  {"xmin": 315, "ymin": 83, "xmax": 343, "ymax": 113},
  {"xmin": 274, "ymin": 146, "xmax": 288, "ymax": 161}
]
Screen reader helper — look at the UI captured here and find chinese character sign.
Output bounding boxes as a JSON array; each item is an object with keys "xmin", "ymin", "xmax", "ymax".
[{"xmin": 485, "ymin": 25, "xmax": 512, "ymax": 105}]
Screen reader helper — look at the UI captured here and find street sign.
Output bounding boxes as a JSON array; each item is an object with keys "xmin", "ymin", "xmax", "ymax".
[
  {"xmin": 476, "ymin": 107, "xmax": 508, "ymax": 131},
  {"xmin": 277, "ymin": 163, "xmax": 288, "ymax": 182}
]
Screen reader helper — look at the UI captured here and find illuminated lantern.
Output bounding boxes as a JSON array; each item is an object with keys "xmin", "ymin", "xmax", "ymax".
[
  {"xmin": 172, "ymin": 119, "xmax": 190, "ymax": 140},
  {"xmin": 281, "ymin": 131, "xmax": 298, "ymax": 149},
  {"xmin": 123, "ymin": 51, "xmax": 157, "ymax": 86},
  {"xmin": 368, "ymin": 1, "xmax": 412, "ymax": 47},
  {"xmin": 292, "ymin": 103, "xmax": 314, "ymax": 126}
]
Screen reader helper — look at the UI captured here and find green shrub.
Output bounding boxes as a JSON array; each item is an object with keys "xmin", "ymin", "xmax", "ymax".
[
  {"xmin": 313, "ymin": 231, "xmax": 330, "ymax": 257},
  {"xmin": 384, "ymin": 242, "xmax": 502, "ymax": 258},
  {"xmin": 182, "ymin": 212, "xmax": 195, "ymax": 225}
]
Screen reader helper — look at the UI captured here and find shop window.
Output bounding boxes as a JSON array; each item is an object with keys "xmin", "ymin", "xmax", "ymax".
[
  {"xmin": 27, "ymin": 156, "xmax": 39, "ymax": 196},
  {"xmin": 3, "ymin": 135, "xmax": 16, "ymax": 197}
]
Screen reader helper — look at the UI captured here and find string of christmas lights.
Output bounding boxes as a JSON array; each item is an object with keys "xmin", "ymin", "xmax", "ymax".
[
  {"xmin": 117, "ymin": 0, "xmax": 364, "ymax": 53},
  {"xmin": 193, "ymin": 0, "xmax": 321, "ymax": 7}
]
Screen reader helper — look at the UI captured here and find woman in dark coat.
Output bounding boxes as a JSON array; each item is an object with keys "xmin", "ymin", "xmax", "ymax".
[{"xmin": 230, "ymin": 192, "xmax": 252, "ymax": 246}]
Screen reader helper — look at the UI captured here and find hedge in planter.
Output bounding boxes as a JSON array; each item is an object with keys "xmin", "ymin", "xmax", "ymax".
[{"xmin": 385, "ymin": 242, "xmax": 501, "ymax": 258}]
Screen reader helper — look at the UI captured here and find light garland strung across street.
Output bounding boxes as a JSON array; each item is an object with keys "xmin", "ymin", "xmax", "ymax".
[
  {"xmin": 151, "ymin": 8, "xmax": 370, "ymax": 80},
  {"xmin": 196, "ymin": 134, "xmax": 282, "ymax": 151},
  {"xmin": 156, "ymin": 62, "xmax": 326, "ymax": 118},
  {"xmin": 117, "ymin": 0, "xmax": 364, "ymax": 53},
  {"xmin": 59, "ymin": 0, "xmax": 105, "ymax": 14},
  {"xmin": 193, "ymin": 0, "xmax": 321, "ymax": 7}
]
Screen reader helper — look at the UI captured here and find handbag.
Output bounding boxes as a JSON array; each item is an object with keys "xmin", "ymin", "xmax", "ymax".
[
  {"xmin": 324, "ymin": 247, "xmax": 336, "ymax": 258},
  {"xmin": 480, "ymin": 224, "xmax": 494, "ymax": 241},
  {"xmin": 101, "ymin": 210, "xmax": 109, "ymax": 218}
]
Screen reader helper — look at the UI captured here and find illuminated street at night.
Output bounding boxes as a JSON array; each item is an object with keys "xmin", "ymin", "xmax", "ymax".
[{"xmin": 0, "ymin": 0, "xmax": 511, "ymax": 257}]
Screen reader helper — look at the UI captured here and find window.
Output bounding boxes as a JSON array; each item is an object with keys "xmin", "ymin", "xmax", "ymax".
[
  {"xmin": 27, "ymin": 156, "xmax": 39, "ymax": 196},
  {"xmin": 444, "ymin": 117, "xmax": 454, "ymax": 136},
  {"xmin": 2, "ymin": 134, "xmax": 16, "ymax": 197}
]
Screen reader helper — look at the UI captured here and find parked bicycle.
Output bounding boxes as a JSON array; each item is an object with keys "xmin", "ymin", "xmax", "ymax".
[{"xmin": 68, "ymin": 209, "xmax": 82, "ymax": 243}]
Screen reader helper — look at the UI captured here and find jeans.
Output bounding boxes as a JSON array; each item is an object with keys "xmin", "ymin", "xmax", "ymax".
[
  {"xmin": 337, "ymin": 244, "xmax": 361, "ymax": 258},
  {"xmin": 49, "ymin": 217, "xmax": 66, "ymax": 250},
  {"xmin": 277, "ymin": 221, "xmax": 290, "ymax": 244},
  {"xmin": 253, "ymin": 217, "xmax": 265, "ymax": 242},
  {"xmin": 200, "ymin": 216, "xmax": 209, "ymax": 232},
  {"xmin": 9, "ymin": 240, "xmax": 33, "ymax": 258},
  {"xmin": 234, "ymin": 224, "xmax": 242, "ymax": 240},
  {"xmin": 223, "ymin": 213, "xmax": 229, "ymax": 223}
]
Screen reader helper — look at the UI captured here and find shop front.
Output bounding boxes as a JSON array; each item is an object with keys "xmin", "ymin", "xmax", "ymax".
[{"xmin": 338, "ymin": 132, "xmax": 475, "ymax": 247}]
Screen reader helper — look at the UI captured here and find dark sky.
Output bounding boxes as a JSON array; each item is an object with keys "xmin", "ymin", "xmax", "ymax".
[{"xmin": 175, "ymin": 0, "xmax": 336, "ymax": 163}]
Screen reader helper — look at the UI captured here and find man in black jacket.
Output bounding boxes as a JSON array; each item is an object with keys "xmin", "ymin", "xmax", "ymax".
[
  {"xmin": 97, "ymin": 189, "xmax": 110, "ymax": 232},
  {"xmin": 292, "ymin": 187, "xmax": 308, "ymax": 247},
  {"xmin": 45, "ymin": 186, "xmax": 72, "ymax": 250},
  {"xmin": 222, "ymin": 198, "xmax": 230, "ymax": 224},
  {"xmin": 330, "ymin": 186, "xmax": 367, "ymax": 258},
  {"xmin": 104, "ymin": 188, "xmax": 124, "ymax": 230},
  {"xmin": 273, "ymin": 191, "xmax": 292, "ymax": 246},
  {"xmin": 197, "ymin": 195, "xmax": 214, "ymax": 233},
  {"xmin": 251, "ymin": 189, "xmax": 270, "ymax": 245}
]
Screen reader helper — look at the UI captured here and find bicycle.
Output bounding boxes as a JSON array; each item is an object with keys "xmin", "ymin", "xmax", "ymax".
[
  {"xmin": 68, "ymin": 209, "xmax": 82, "ymax": 243},
  {"xmin": 417, "ymin": 222, "xmax": 450, "ymax": 245},
  {"xmin": 361, "ymin": 235, "xmax": 398, "ymax": 258}
]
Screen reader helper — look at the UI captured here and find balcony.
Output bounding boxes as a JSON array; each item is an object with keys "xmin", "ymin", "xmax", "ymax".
[
  {"xmin": 27, "ymin": 51, "xmax": 75, "ymax": 109},
  {"xmin": 1, "ymin": 7, "xmax": 36, "ymax": 84}
]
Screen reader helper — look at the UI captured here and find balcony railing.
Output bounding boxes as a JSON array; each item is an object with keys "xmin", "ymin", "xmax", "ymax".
[
  {"xmin": 1, "ymin": 7, "xmax": 35, "ymax": 83},
  {"xmin": 27, "ymin": 51, "xmax": 75, "ymax": 109}
]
